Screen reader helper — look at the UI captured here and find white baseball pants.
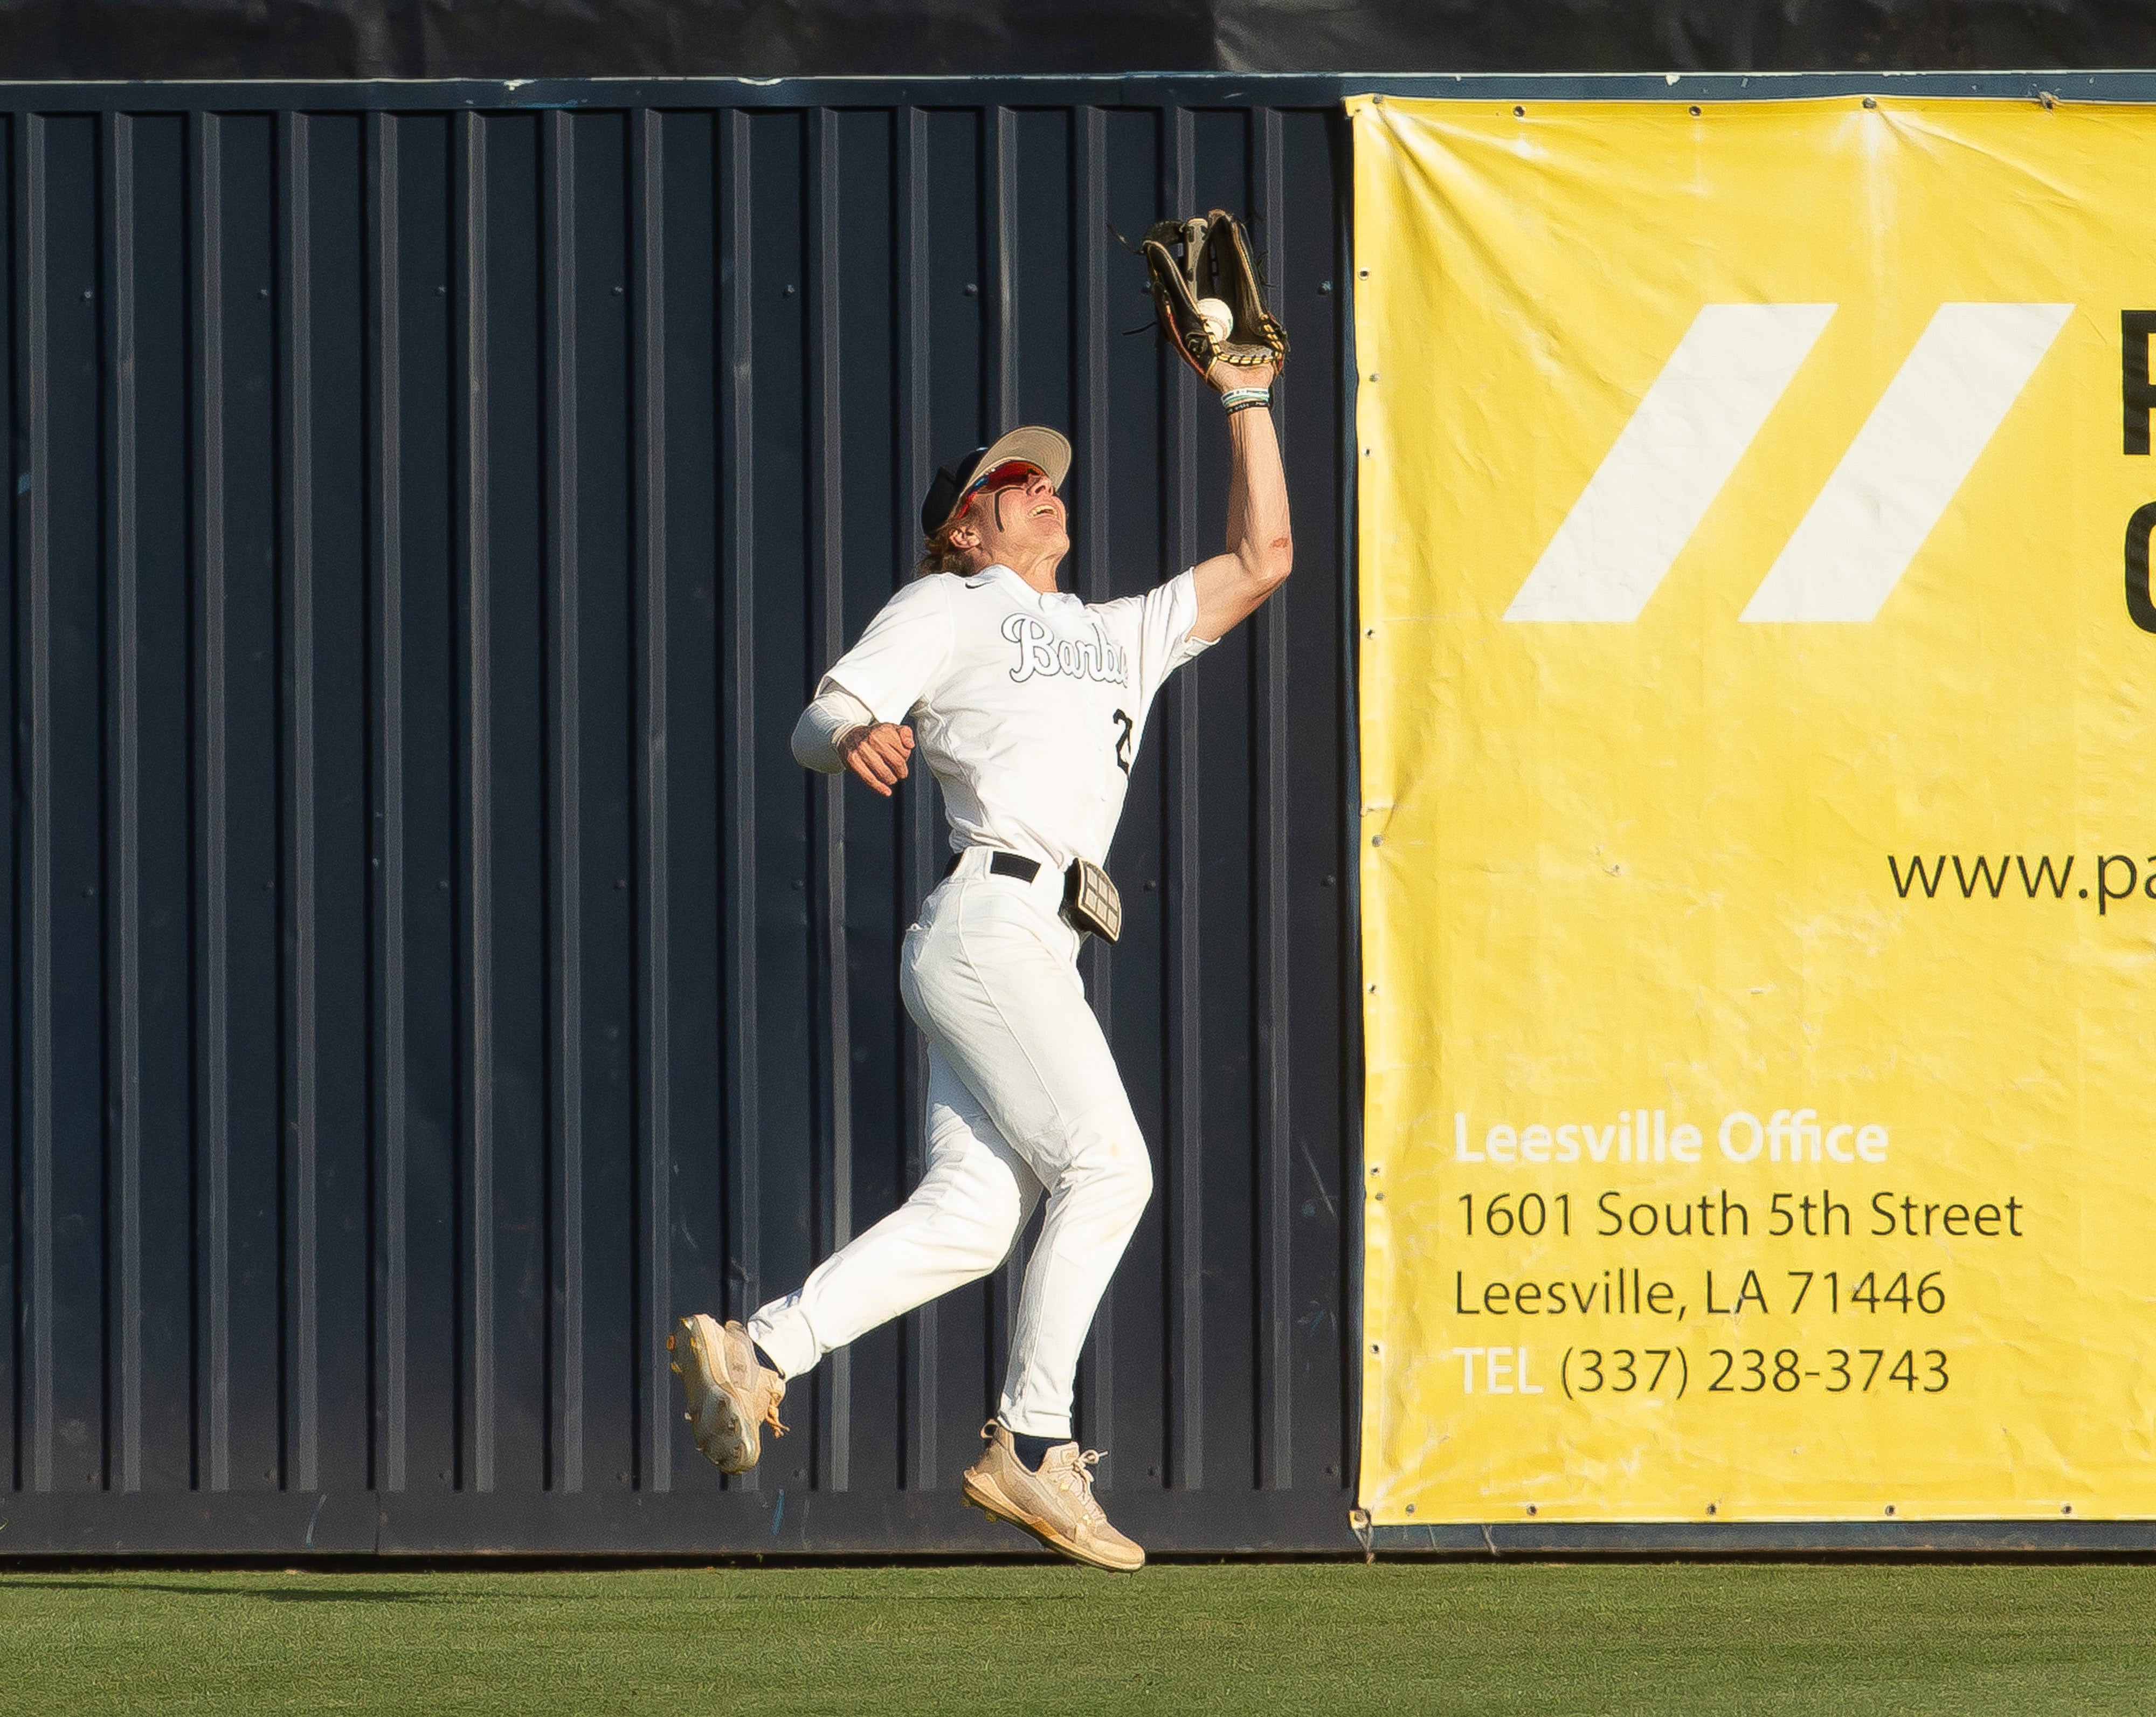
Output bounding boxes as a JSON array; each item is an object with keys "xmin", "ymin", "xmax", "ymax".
[{"xmin": 747, "ymin": 846, "xmax": 1152, "ymax": 1440}]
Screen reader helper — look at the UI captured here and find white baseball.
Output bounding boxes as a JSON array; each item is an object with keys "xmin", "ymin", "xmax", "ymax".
[{"xmin": 1196, "ymin": 296, "xmax": 1234, "ymax": 342}]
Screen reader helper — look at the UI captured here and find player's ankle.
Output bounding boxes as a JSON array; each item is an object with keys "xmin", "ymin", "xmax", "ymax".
[{"xmin": 1010, "ymin": 1432, "xmax": 1057, "ymax": 1472}]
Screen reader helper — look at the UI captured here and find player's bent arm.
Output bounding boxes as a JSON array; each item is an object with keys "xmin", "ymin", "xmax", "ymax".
[
  {"xmin": 1191, "ymin": 376, "xmax": 1293, "ymax": 643},
  {"xmin": 792, "ymin": 684, "xmax": 915, "ymax": 796},
  {"xmin": 791, "ymin": 685, "xmax": 877, "ymax": 773}
]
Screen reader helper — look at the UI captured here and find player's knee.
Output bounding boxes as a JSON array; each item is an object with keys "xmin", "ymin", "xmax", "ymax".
[
  {"xmin": 1100, "ymin": 1147, "xmax": 1151, "ymax": 1224},
  {"xmin": 928, "ymin": 1168, "xmax": 1032, "ymax": 1279},
  {"xmin": 1062, "ymin": 1105, "xmax": 1152, "ymax": 1222},
  {"xmin": 941, "ymin": 1219, "xmax": 1022, "ymax": 1279}
]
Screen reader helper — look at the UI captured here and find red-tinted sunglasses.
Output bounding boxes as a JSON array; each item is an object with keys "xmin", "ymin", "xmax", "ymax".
[{"xmin": 962, "ymin": 459, "xmax": 1045, "ymax": 502}]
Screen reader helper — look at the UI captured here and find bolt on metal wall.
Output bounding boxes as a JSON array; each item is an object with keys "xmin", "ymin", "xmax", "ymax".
[{"xmin": 0, "ymin": 80, "xmax": 1359, "ymax": 1554}]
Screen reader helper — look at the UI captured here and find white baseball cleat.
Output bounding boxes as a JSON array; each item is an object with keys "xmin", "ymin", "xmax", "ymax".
[
  {"xmin": 960, "ymin": 1421, "xmax": 1144, "ymax": 1573},
  {"xmin": 669, "ymin": 1314, "xmax": 786, "ymax": 1474}
]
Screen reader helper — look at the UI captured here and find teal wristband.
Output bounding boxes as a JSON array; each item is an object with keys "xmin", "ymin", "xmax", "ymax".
[{"xmin": 1221, "ymin": 388, "xmax": 1272, "ymax": 411}]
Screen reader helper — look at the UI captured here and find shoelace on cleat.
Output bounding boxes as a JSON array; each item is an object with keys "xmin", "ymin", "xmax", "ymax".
[
  {"xmin": 757, "ymin": 1374, "xmax": 788, "ymax": 1440},
  {"xmin": 1044, "ymin": 1449, "xmax": 1109, "ymax": 1524},
  {"xmin": 716, "ymin": 1323, "xmax": 787, "ymax": 1440}
]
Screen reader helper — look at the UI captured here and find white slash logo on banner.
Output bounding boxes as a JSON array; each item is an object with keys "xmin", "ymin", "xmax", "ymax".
[
  {"xmin": 1504, "ymin": 304, "xmax": 1835, "ymax": 622},
  {"xmin": 1740, "ymin": 302, "xmax": 2071, "ymax": 620},
  {"xmin": 1506, "ymin": 301, "xmax": 2071, "ymax": 623}
]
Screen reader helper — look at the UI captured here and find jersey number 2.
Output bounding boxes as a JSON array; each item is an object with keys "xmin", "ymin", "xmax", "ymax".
[{"xmin": 1111, "ymin": 709, "xmax": 1134, "ymax": 775}]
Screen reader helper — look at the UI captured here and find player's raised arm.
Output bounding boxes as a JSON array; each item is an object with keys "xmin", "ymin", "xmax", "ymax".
[
  {"xmin": 1139, "ymin": 210, "xmax": 1294, "ymax": 642},
  {"xmin": 1191, "ymin": 358, "xmax": 1291, "ymax": 642}
]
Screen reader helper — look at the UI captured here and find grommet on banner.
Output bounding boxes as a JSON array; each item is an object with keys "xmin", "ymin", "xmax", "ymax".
[{"xmin": 1862, "ymin": 96, "xmax": 1877, "ymax": 109}]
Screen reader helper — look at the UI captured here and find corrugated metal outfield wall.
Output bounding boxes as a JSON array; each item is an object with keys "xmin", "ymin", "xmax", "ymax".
[
  {"xmin": 0, "ymin": 75, "xmax": 1362, "ymax": 1555},
  {"xmin": 11, "ymin": 67, "xmax": 2095, "ymax": 1561}
]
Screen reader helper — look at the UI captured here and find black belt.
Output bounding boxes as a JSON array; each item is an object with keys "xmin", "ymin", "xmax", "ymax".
[
  {"xmin": 939, "ymin": 848, "xmax": 1122, "ymax": 943},
  {"xmin": 942, "ymin": 849, "xmax": 1040, "ymax": 884}
]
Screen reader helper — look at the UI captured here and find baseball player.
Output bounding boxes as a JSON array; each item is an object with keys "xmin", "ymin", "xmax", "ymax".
[{"xmin": 672, "ymin": 213, "xmax": 1289, "ymax": 1571}]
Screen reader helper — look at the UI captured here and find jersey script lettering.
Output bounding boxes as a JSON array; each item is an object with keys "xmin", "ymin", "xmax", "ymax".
[{"xmin": 1001, "ymin": 612, "xmax": 1130, "ymax": 686}]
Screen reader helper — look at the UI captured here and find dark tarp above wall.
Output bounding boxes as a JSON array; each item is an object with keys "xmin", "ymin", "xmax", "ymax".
[{"xmin": 1, "ymin": 0, "xmax": 2152, "ymax": 81}]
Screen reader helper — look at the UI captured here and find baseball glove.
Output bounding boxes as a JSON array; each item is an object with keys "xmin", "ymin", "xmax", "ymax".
[{"xmin": 1141, "ymin": 209, "xmax": 1289, "ymax": 381}]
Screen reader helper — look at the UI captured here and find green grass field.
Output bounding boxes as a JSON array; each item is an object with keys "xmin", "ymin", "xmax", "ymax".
[{"xmin": 1, "ymin": 1562, "xmax": 2147, "ymax": 1714}]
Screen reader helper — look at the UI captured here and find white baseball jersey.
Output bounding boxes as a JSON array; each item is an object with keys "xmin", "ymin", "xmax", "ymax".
[{"xmin": 819, "ymin": 563, "xmax": 1213, "ymax": 870}]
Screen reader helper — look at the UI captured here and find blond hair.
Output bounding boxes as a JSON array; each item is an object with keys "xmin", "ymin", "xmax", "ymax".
[{"xmin": 916, "ymin": 506, "xmax": 978, "ymax": 577}]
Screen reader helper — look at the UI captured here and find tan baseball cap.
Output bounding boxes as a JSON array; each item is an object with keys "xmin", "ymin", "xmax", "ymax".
[{"xmin": 920, "ymin": 425, "xmax": 1073, "ymax": 536}]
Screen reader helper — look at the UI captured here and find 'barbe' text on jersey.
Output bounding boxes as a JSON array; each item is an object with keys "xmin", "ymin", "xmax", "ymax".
[{"xmin": 1001, "ymin": 613, "xmax": 1130, "ymax": 686}]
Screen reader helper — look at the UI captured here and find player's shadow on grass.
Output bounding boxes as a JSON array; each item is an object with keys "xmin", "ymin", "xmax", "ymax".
[
  {"xmin": 255, "ymin": 1588, "xmax": 440, "ymax": 1603},
  {"xmin": 8, "ymin": 1582, "xmax": 1084, "ymax": 1605},
  {"xmin": 6, "ymin": 1581, "xmax": 438, "ymax": 1603},
  {"xmin": 752, "ymin": 1594, "xmax": 1084, "ymax": 1603},
  {"xmin": 234, "ymin": 1590, "xmax": 1085, "ymax": 1605}
]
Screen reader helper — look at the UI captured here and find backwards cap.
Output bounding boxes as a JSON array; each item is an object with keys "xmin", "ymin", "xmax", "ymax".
[{"xmin": 919, "ymin": 426, "xmax": 1072, "ymax": 539}]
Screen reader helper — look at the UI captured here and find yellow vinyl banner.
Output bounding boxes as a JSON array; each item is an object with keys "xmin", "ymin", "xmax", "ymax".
[{"xmin": 1353, "ymin": 94, "xmax": 2156, "ymax": 1523}]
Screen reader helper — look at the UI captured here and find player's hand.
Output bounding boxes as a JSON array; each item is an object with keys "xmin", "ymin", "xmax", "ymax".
[
  {"xmin": 1205, "ymin": 356, "xmax": 1276, "ymax": 394},
  {"xmin": 839, "ymin": 722, "xmax": 914, "ymax": 796}
]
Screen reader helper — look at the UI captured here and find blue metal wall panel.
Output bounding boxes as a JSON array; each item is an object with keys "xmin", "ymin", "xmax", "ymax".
[{"xmin": 0, "ymin": 77, "xmax": 1359, "ymax": 1555}]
